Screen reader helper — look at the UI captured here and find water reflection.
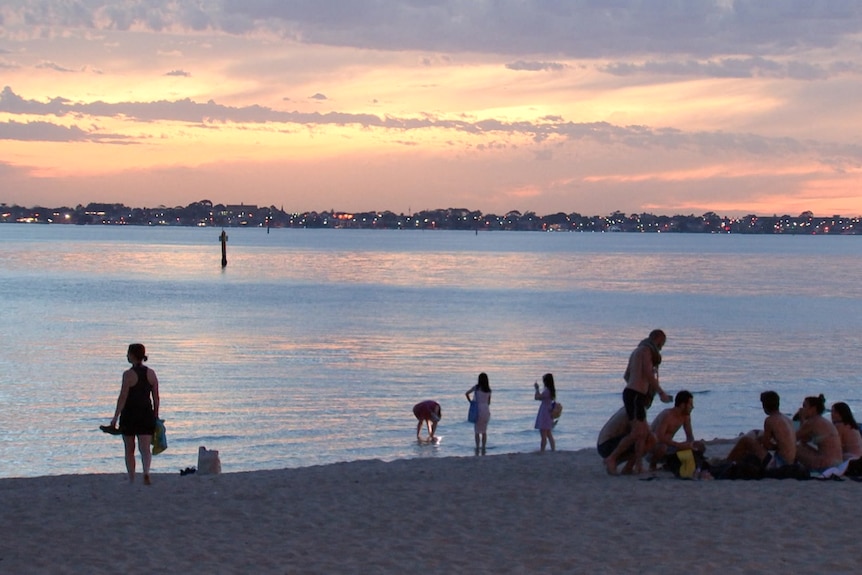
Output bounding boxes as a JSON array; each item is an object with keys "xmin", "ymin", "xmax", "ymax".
[{"xmin": 2, "ymin": 227, "xmax": 862, "ymax": 477}]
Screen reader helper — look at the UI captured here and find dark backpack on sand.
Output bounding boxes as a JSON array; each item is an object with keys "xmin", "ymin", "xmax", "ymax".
[
  {"xmin": 763, "ymin": 462, "xmax": 810, "ymax": 480},
  {"xmin": 845, "ymin": 458, "xmax": 862, "ymax": 477},
  {"xmin": 713, "ymin": 454, "xmax": 810, "ymax": 481},
  {"xmin": 713, "ymin": 455, "xmax": 763, "ymax": 480}
]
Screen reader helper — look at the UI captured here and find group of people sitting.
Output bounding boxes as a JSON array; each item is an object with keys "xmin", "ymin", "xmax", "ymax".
[
  {"xmin": 724, "ymin": 392, "xmax": 862, "ymax": 476},
  {"xmin": 598, "ymin": 388, "xmax": 862, "ymax": 479},
  {"xmin": 597, "ymin": 329, "xmax": 862, "ymax": 479}
]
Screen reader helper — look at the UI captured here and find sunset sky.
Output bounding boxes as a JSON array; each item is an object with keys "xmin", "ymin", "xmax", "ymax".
[{"xmin": 1, "ymin": 1, "xmax": 861, "ymax": 217}]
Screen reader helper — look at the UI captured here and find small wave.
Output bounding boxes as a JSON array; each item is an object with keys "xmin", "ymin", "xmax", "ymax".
[{"xmin": 174, "ymin": 434, "xmax": 241, "ymax": 443}]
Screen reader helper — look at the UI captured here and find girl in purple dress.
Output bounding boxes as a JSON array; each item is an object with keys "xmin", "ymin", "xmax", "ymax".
[{"xmin": 534, "ymin": 373, "xmax": 556, "ymax": 452}]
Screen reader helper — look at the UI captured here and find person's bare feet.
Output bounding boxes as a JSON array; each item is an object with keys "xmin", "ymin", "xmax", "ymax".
[
  {"xmin": 604, "ymin": 457, "xmax": 618, "ymax": 475},
  {"xmin": 143, "ymin": 475, "xmax": 151, "ymax": 486}
]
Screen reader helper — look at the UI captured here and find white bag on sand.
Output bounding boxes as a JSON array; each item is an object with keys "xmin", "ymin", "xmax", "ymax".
[{"xmin": 197, "ymin": 446, "xmax": 222, "ymax": 475}]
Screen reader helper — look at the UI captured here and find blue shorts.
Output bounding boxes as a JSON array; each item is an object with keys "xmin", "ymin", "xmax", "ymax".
[{"xmin": 765, "ymin": 452, "xmax": 788, "ymax": 469}]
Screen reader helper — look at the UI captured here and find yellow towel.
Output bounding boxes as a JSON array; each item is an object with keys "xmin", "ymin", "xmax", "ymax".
[{"xmin": 676, "ymin": 449, "xmax": 696, "ymax": 478}]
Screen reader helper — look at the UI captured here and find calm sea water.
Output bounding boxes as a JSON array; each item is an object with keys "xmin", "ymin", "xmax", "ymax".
[{"xmin": 1, "ymin": 225, "xmax": 861, "ymax": 478}]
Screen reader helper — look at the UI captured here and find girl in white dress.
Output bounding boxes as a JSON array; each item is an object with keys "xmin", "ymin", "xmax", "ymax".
[{"xmin": 466, "ymin": 372, "xmax": 492, "ymax": 452}]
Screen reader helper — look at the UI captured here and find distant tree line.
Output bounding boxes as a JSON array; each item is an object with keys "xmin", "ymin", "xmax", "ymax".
[{"xmin": 1, "ymin": 200, "xmax": 859, "ymax": 234}]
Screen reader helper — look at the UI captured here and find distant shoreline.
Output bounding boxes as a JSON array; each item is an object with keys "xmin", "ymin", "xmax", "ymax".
[{"xmin": 1, "ymin": 202, "xmax": 860, "ymax": 234}]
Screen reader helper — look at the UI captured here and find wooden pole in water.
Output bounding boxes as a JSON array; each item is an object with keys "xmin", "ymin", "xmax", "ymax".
[{"xmin": 220, "ymin": 229, "xmax": 228, "ymax": 267}]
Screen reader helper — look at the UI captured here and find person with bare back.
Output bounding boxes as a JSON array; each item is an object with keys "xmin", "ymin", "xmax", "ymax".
[
  {"xmin": 105, "ymin": 343, "xmax": 160, "ymax": 485},
  {"xmin": 726, "ymin": 390, "xmax": 796, "ymax": 470},
  {"xmin": 604, "ymin": 329, "xmax": 671, "ymax": 475}
]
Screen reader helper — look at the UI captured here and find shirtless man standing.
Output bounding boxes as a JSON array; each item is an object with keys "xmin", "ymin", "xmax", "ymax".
[
  {"xmin": 727, "ymin": 390, "xmax": 796, "ymax": 469},
  {"xmin": 604, "ymin": 329, "xmax": 671, "ymax": 475}
]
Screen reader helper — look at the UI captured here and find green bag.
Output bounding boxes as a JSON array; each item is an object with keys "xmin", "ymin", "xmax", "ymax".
[{"xmin": 151, "ymin": 418, "xmax": 168, "ymax": 455}]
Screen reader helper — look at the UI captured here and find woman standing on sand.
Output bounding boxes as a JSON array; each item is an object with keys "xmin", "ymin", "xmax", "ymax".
[
  {"xmin": 466, "ymin": 372, "xmax": 492, "ymax": 452},
  {"xmin": 830, "ymin": 402, "xmax": 862, "ymax": 461},
  {"xmin": 534, "ymin": 373, "xmax": 556, "ymax": 452},
  {"xmin": 108, "ymin": 343, "xmax": 160, "ymax": 485},
  {"xmin": 796, "ymin": 394, "xmax": 842, "ymax": 472}
]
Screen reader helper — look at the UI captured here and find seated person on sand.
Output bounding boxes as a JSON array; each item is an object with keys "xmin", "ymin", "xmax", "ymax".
[
  {"xmin": 413, "ymin": 400, "xmax": 442, "ymax": 442},
  {"xmin": 597, "ymin": 403, "xmax": 656, "ymax": 475},
  {"xmin": 727, "ymin": 391, "xmax": 796, "ymax": 469},
  {"xmin": 648, "ymin": 390, "xmax": 704, "ymax": 471},
  {"xmin": 830, "ymin": 402, "xmax": 862, "ymax": 461},
  {"xmin": 795, "ymin": 394, "xmax": 843, "ymax": 473}
]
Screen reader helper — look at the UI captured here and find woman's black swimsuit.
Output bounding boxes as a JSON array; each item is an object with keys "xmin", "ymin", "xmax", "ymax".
[{"xmin": 119, "ymin": 365, "xmax": 155, "ymax": 436}]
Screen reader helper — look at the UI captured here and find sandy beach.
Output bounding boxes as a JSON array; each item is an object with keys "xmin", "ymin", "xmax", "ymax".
[{"xmin": 1, "ymin": 446, "xmax": 860, "ymax": 574}]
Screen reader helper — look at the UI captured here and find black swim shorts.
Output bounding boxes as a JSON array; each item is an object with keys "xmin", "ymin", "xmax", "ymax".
[
  {"xmin": 597, "ymin": 435, "xmax": 626, "ymax": 459},
  {"xmin": 622, "ymin": 388, "xmax": 649, "ymax": 422}
]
